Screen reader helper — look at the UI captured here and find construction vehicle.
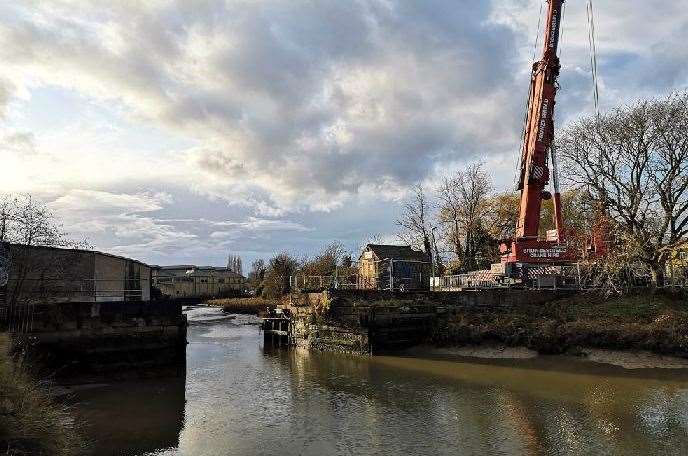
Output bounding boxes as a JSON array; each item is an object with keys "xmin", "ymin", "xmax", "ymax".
[{"xmin": 498, "ymin": 0, "xmax": 576, "ymax": 282}]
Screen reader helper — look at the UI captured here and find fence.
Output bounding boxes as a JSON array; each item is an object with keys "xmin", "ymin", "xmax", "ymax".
[
  {"xmin": 289, "ymin": 274, "xmax": 359, "ymax": 291},
  {"xmin": 0, "ymin": 277, "xmax": 149, "ymax": 333},
  {"xmin": 430, "ymin": 274, "xmax": 508, "ymax": 291},
  {"xmin": 288, "ymin": 271, "xmax": 427, "ymax": 292},
  {"xmin": 2, "ymin": 277, "xmax": 147, "ymax": 302}
]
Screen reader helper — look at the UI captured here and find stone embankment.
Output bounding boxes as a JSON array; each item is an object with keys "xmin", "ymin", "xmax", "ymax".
[
  {"xmin": 432, "ymin": 290, "xmax": 688, "ymax": 358},
  {"xmin": 278, "ymin": 289, "xmax": 688, "ymax": 358}
]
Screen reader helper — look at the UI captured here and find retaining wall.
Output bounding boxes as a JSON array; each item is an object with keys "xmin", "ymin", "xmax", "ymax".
[
  {"xmin": 11, "ymin": 300, "xmax": 187, "ymax": 376},
  {"xmin": 281, "ymin": 289, "xmax": 578, "ymax": 355}
]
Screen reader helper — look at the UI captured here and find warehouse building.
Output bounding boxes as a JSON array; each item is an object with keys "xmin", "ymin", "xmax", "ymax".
[
  {"xmin": 0, "ymin": 242, "xmax": 151, "ymax": 307},
  {"xmin": 152, "ymin": 265, "xmax": 247, "ymax": 299}
]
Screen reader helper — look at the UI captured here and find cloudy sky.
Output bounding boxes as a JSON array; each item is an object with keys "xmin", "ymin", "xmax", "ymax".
[{"xmin": 1, "ymin": 0, "xmax": 686, "ymax": 267}]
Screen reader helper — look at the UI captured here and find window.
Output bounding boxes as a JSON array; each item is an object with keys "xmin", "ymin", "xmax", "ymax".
[{"xmin": 218, "ymin": 279, "xmax": 225, "ymax": 283}]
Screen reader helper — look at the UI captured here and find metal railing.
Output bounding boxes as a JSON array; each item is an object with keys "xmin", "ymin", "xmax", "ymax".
[
  {"xmin": 285, "ymin": 267, "xmax": 688, "ymax": 293},
  {"xmin": 289, "ymin": 274, "xmax": 360, "ymax": 291},
  {"xmin": 2, "ymin": 277, "xmax": 148, "ymax": 303},
  {"xmin": 288, "ymin": 274, "xmax": 429, "ymax": 292},
  {"xmin": 431, "ymin": 274, "xmax": 508, "ymax": 291}
]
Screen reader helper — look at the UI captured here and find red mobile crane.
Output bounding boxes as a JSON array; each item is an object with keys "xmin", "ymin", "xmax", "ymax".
[{"xmin": 499, "ymin": 0, "xmax": 575, "ymax": 278}]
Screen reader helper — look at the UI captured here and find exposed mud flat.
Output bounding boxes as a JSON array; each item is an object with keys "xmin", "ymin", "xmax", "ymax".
[
  {"xmin": 409, "ymin": 345, "xmax": 539, "ymax": 359},
  {"xmin": 431, "ymin": 290, "xmax": 688, "ymax": 362},
  {"xmin": 581, "ymin": 349, "xmax": 688, "ymax": 369},
  {"xmin": 406, "ymin": 344, "xmax": 688, "ymax": 370}
]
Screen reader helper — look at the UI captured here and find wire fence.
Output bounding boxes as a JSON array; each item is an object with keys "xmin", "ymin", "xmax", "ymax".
[
  {"xmin": 288, "ymin": 273, "xmax": 428, "ymax": 292},
  {"xmin": 287, "ymin": 266, "xmax": 688, "ymax": 293}
]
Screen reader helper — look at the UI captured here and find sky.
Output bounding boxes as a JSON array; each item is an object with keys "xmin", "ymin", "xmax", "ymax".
[{"xmin": 1, "ymin": 0, "xmax": 687, "ymax": 267}]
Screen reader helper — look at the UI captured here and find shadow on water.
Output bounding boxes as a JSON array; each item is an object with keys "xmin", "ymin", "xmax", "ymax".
[{"xmin": 67, "ymin": 371, "xmax": 186, "ymax": 456}]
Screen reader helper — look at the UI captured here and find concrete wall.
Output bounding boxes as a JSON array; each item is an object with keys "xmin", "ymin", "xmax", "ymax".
[
  {"xmin": 95, "ymin": 253, "xmax": 126, "ymax": 301},
  {"xmin": 358, "ymin": 254, "xmax": 377, "ymax": 289},
  {"xmin": 126, "ymin": 261, "xmax": 151, "ymax": 301},
  {"xmin": 317, "ymin": 288, "xmax": 578, "ymax": 310},
  {"xmin": 4, "ymin": 245, "xmax": 95, "ymax": 304},
  {"xmin": 3, "ymin": 244, "xmax": 152, "ymax": 307},
  {"xmin": 12, "ymin": 299, "xmax": 187, "ymax": 376}
]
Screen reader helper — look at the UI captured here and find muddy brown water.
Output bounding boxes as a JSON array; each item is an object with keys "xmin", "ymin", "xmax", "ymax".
[{"xmin": 64, "ymin": 306, "xmax": 688, "ymax": 456}]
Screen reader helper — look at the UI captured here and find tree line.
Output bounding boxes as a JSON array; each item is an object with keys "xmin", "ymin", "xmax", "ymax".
[
  {"xmin": 246, "ymin": 242, "xmax": 356, "ymax": 299},
  {"xmin": 396, "ymin": 92, "xmax": 688, "ymax": 288}
]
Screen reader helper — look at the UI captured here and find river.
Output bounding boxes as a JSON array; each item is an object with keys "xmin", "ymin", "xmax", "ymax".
[{"xmin": 65, "ymin": 306, "xmax": 688, "ymax": 455}]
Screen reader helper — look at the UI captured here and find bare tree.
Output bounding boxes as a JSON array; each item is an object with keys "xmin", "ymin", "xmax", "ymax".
[
  {"xmin": 0, "ymin": 194, "xmax": 79, "ymax": 247},
  {"xmin": 0, "ymin": 194, "xmax": 90, "ymax": 331},
  {"xmin": 248, "ymin": 259, "xmax": 266, "ymax": 294},
  {"xmin": 437, "ymin": 163, "xmax": 493, "ymax": 271},
  {"xmin": 396, "ymin": 184, "xmax": 431, "ymax": 249},
  {"xmin": 300, "ymin": 242, "xmax": 348, "ymax": 277},
  {"xmin": 559, "ymin": 92, "xmax": 688, "ymax": 285},
  {"xmin": 395, "ymin": 185, "xmax": 446, "ymax": 274}
]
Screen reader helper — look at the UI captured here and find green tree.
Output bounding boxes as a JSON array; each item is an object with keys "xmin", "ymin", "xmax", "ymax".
[{"xmin": 261, "ymin": 252, "xmax": 299, "ymax": 299}]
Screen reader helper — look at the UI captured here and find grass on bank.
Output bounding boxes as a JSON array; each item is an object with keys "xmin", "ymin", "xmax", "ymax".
[
  {"xmin": 0, "ymin": 333, "xmax": 83, "ymax": 456},
  {"xmin": 206, "ymin": 297, "xmax": 280, "ymax": 315},
  {"xmin": 432, "ymin": 290, "xmax": 688, "ymax": 356}
]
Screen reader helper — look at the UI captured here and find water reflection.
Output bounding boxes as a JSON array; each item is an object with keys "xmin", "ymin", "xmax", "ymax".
[
  {"xmin": 68, "ymin": 307, "xmax": 688, "ymax": 456},
  {"xmin": 272, "ymin": 344, "xmax": 688, "ymax": 455},
  {"xmin": 69, "ymin": 372, "xmax": 186, "ymax": 455}
]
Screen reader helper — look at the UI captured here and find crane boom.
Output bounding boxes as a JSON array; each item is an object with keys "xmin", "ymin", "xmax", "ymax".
[
  {"xmin": 517, "ymin": 0, "xmax": 562, "ymax": 238},
  {"xmin": 500, "ymin": 0, "xmax": 574, "ymax": 269}
]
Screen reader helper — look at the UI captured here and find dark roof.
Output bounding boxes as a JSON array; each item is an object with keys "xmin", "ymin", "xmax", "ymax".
[
  {"xmin": 363, "ymin": 244, "xmax": 430, "ymax": 262},
  {"xmin": 156, "ymin": 265, "xmax": 196, "ymax": 270},
  {"xmin": 2, "ymin": 242, "xmax": 149, "ymax": 267},
  {"xmin": 155, "ymin": 264, "xmax": 245, "ymax": 278}
]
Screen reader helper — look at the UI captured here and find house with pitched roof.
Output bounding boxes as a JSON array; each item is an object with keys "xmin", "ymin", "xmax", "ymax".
[{"xmin": 358, "ymin": 244, "xmax": 431, "ymax": 291}]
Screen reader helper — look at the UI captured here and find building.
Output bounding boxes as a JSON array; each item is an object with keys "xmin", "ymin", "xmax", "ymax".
[
  {"xmin": 0, "ymin": 242, "xmax": 179, "ymax": 339},
  {"xmin": 358, "ymin": 244, "xmax": 431, "ymax": 291},
  {"xmin": 666, "ymin": 247, "xmax": 688, "ymax": 285},
  {"xmin": 152, "ymin": 265, "xmax": 247, "ymax": 299},
  {"xmin": 1, "ymin": 242, "xmax": 151, "ymax": 308}
]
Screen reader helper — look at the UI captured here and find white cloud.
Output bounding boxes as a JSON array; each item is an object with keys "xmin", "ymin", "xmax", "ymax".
[{"xmin": 1, "ymin": 0, "xmax": 686, "ymax": 263}]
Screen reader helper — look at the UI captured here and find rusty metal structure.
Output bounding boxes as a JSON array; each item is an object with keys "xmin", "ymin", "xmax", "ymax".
[{"xmin": 499, "ymin": 0, "xmax": 575, "ymax": 278}]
